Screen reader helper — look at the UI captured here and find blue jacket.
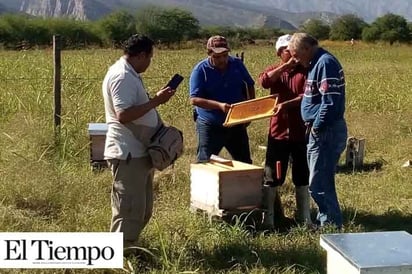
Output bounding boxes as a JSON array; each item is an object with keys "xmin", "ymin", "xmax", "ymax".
[
  {"xmin": 301, "ymin": 48, "xmax": 346, "ymax": 130},
  {"xmin": 189, "ymin": 56, "xmax": 255, "ymax": 125}
]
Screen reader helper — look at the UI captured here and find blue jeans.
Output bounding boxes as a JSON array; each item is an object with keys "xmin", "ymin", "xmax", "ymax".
[
  {"xmin": 196, "ymin": 118, "xmax": 252, "ymax": 164},
  {"xmin": 307, "ymin": 119, "xmax": 347, "ymax": 227}
]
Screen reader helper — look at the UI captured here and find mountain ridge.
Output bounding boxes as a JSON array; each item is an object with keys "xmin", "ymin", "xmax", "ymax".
[{"xmin": 0, "ymin": 0, "xmax": 411, "ymax": 29}]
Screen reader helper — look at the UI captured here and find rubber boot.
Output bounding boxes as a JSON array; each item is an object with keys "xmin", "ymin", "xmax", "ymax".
[
  {"xmin": 262, "ymin": 185, "xmax": 275, "ymax": 228},
  {"xmin": 295, "ymin": 185, "xmax": 313, "ymax": 225}
]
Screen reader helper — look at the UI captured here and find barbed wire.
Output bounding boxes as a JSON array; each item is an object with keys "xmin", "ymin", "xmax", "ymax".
[{"xmin": 0, "ymin": 75, "xmax": 181, "ymax": 81}]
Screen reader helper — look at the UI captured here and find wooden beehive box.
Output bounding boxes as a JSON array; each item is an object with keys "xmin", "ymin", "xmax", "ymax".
[
  {"xmin": 88, "ymin": 123, "xmax": 108, "ymax": 165},
  {"xmin": 190, "ymin": 159, "xmax": 263, "ymax": 216}
]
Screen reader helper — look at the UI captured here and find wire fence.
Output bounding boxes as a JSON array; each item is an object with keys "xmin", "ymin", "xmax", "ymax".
[{"xmin": 0, "ymin": 75, "xmax": 174, "ymax": 81}]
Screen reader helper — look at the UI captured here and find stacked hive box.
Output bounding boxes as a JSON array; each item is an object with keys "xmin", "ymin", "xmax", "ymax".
[{"xmin": 190, "ymin": 159, "xmax": 263, "ymax": 217}]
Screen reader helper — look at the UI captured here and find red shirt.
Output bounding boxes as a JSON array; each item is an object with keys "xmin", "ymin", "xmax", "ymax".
[{"xmin": 259, "ymin": 64, "xmax": 307, "ymax": 142}]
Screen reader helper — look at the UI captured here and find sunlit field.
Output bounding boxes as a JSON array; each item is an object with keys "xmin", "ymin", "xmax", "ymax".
[{"xmin": 0, "ymin": 41, "xmax": 411, "ymax": 273}]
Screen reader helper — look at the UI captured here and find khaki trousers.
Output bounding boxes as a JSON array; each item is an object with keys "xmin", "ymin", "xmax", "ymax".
[{"xmin": 107, "ymin": 156, "xmax": 154, "ymax": 244}]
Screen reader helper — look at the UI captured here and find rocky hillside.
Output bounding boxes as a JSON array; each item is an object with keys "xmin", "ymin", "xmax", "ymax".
[
  {"xmin": 18, "ymin": 0, "xmax": 111, "ymax": 20},
  {"xmin": 1, "ymin": 0, "xmax": 411, "ymax": 28},
  {"xmin": 236, "ymin": 0, "xmax": 412, "ymax": 22}
]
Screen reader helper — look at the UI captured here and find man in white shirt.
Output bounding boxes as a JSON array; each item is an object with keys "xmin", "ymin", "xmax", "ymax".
[{"xmin": 102, "ymin": 34, "xmax": 176, "ymax": 251}]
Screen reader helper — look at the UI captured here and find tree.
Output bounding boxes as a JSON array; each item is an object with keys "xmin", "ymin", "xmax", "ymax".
[
  {"xmin": 0, "ymin": 14, "xmax": 28, "ymax": 47},
  {"xmin": 300, "ymin": 19, "xmax": 330, "ymax": 40},
  {"xmin": 329, "ymin": 14, "xmax": 367, "ymax": 41},
  {"xmin": 136, "ymin": 6, "xmax": 199, "ymax": 44},
  {"xmin": 199, "ymin": 26, "xmax": 237, "ymax": 40},
  {"xmin": 362, "ymin": 13, "xmax": 410, "ymax": 44},
  {"xmin": 97, "ymin": 10, "xmax": 136, "ymax": 47},
  {"xmin": 0, "ymin": 14, "xmax": 102, "ymax": 48},
  {"xmin": 0, "ymin": 15, "xmax": 13, "ymax": 47},
  {"xmin": 47, "ymin": 18, "xmax": 101, "ymax": 48},
  {"xmin": 362, "ymin": 26, "xmax": 380, "ymax": 42},
  {"xmin": 408, "ymin": 22, "xmax": 412, "ymax": 36}
]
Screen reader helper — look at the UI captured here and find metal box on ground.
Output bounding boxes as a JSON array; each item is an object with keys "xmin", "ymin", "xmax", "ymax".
[
  {"xmin": 88, "ymin": 123, "xmax": 108, "ymax": 168},
  {"xmin": 320, "ymin": 231, "xmax": 412, "ymax": 274},
  {"xmin": 190, "ymin": 158, "xmax": 263, "ymax": 218},
  {"xmin": 345, "ymin": 137, "xmax": 366, "ymax": 170}
]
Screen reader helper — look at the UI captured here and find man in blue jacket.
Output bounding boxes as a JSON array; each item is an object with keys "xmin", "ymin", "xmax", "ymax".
[
  {"xmin": 189, "ymin": 35, "xmax": 255, "ymax": 163},
  {"xmin": 288, "ymin": 33, "xmax": 348, "ymax": 229}
]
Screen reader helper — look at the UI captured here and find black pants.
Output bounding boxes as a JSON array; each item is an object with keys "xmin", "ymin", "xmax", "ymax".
[{"xmin": 264, "ymin": 138, "xmax": 309, "ymax": 187}]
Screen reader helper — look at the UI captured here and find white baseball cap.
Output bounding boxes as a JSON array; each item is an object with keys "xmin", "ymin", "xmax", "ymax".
[{"xmin": 275, "ymin": 34, "xmax": 292, "ymax": 52}]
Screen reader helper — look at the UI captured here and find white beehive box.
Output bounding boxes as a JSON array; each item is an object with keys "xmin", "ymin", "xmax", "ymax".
[
  {"xmin": 190, "ymin": 159, "xmax": 263, "ymax": 216},
  {"xmin": 88, "ymin": 123, "xmax": 108, "ymax": 164},
  {"xmin": 320, "ymin": 231, "xmax": 412, "ymax": 274}
]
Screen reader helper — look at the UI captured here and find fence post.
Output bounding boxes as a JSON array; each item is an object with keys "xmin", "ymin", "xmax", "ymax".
[{"xmin": 53, "ymin": 35, "xmax": 61, "ymax": 138}]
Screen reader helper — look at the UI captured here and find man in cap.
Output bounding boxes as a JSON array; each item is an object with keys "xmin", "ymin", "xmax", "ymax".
[
  {"xmin": 189, "ymin": 35, "xmax": 255, "ymax": 163},
  {"xmin": 288, "ymin": 33, "xmax": 347, "ymax": 229},
  {"xmin": 258, "ymin": 34, "xmax": 312, "ymax": 229}
]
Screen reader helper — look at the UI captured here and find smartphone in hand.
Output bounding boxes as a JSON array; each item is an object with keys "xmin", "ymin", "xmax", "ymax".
[{"xmin": 166, "ymin": 74, "xmax": 184, "ymax": 90}]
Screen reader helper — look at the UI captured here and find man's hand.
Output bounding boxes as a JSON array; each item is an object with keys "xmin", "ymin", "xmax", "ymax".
[
  {"xmin": 311, "ymin": 127, "xmax": 320, "ymax": 137},
  {"xmin": 220, "ymin": 102, "xmax": 231, "ymax": 113},
  {"xmin": 273, "ymin": 102, "xmax": 283, "ymax": 115},
  {"xmin": 284, "ymin": 57, "xmax": 299, "ymax": 70},
  {"xmin": 154, "ymin": 87, "xmax": 176, "ymax": 105}
]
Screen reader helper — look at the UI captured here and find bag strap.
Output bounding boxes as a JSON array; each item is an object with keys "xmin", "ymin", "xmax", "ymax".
[{"xmin": 124, "ymin": 110, "xmax": 163, "ymax": 146}]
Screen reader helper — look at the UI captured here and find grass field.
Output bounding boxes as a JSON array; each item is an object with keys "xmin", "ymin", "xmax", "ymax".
[{"xmin": 0, "ymin": 41, "xmax": 411, "ymax": 273}]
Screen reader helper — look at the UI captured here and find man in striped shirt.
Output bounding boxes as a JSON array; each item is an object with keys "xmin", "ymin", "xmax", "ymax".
[{"xmin": 288, "ymin": 33, "xmax": 348, "ymax": 229}]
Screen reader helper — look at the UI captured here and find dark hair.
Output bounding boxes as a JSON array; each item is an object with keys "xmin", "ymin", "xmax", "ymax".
[{"xmin": 123, "ymin": 34, "xmax": 154, "ymax": 56}]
